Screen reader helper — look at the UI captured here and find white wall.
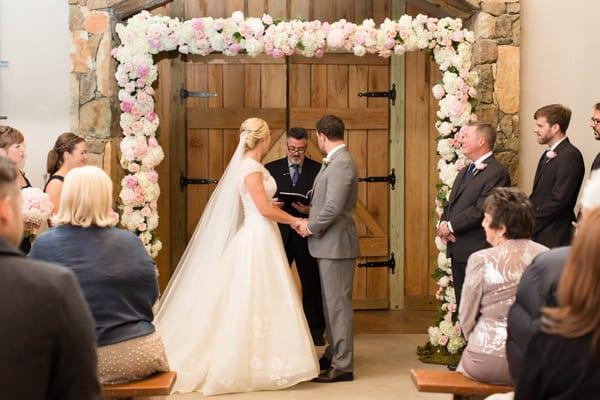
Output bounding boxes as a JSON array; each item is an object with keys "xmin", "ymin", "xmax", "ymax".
[
  {"xmin": 0, "ymin": 1, "xmax": 70, "ymax": 188},
  {"xmin": 520, "ymin": 0, "xmax": 600, "ymax": 193}
]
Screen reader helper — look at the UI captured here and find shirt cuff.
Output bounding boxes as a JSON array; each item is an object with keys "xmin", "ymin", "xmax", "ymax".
[{"xmin": 447, "ymin": 222, "xmax": 454, "ymax": 233}]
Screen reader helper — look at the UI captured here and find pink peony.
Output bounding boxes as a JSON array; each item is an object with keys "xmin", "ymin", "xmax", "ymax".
[
  {"xmin": 120, "ymin": 100, "xmax": 134, "ymax": 113},
  {"xmin": 136, "ymin": 64, "xmax": 149, "ymax": 77},
  {"xmin": 438, "ymin": 335, "xmax": 448, "ymax": 346},
  {"xmin": 147, "ymin": 170, "xmax": 159, "ymax": 183},
  {"xmin": 124, "ymin": 175, "xmax": 138, "ymax": 189}
]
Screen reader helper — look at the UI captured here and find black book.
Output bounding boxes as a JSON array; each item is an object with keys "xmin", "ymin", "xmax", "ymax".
[{"xmin": 277, "ymin": 192, "xmax": 310, "ymax": 206}]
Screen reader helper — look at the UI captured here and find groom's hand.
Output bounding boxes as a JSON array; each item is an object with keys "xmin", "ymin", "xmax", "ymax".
[{"xmin": 291, "ymin": 202, "xmax": 310, "ymax": 215}]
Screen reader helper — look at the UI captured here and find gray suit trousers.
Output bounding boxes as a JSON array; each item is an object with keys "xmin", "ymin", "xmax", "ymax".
[{"xmin": 318, "ymin": 258, "xmax": 356, "ymax": 372}]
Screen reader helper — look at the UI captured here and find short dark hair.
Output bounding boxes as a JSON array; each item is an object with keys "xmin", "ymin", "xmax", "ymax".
[
  {"xmin": 594, "ymin": 103, "xmax": 600, "ymax": 112},
  {"xmin": 286, "ymin": 127, "xmax": 308, "ymax": 140},
  {"xmin": 534, "ymin": 104, "xmax": 572, "ymax": 133},
  {"xmin": 0, "ymin": 156, "xmax": 18, "ymax": 199},
  {"xmin": 483, "ymin": 187, "xmax": 534, "ymax": 240},
  {"xmin": 316, "ymin": 115, "xmax": 345, "ymax": 141},
  {"xmin": 468, "ymin": 122, "xmax": 496, "ymax": 149}
]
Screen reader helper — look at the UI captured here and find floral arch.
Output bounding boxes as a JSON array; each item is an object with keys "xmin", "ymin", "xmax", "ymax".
[{"xmin": 112, "ymin": 10, "xmax": 477, "ymax": 356}]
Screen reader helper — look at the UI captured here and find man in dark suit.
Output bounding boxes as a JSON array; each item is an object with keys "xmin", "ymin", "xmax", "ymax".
[
  {"xmin": 589, "ymin": 102, "xmax": 600, "ymax": 172},
  {"xmin": 437, "ymin": 122, "xmax": 511, "ymax": 309},
  {"xmin": 0, "ymin": 156, "xmax": 101, "ymax": 399},
  {"xmin": 529, "ymin": 104, "xmax": 585, "ymax": 248},
  {"xmin": 265, "ymin": 127, "xmax": 325, "ymax": 346}
]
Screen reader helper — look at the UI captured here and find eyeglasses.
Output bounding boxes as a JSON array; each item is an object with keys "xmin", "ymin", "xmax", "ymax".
[
  {"xmin": 287, "ymin": 146, "xmax": 306, "ymax": 154},
  {"xmin": 591, "ymin": 117, "xmax": 600, "ymax": 125}
]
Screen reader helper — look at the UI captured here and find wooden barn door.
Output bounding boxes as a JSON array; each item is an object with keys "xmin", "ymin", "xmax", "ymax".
[{"xmin": 288, "ymin": 54, "xmax": 391, "ymax": 309}]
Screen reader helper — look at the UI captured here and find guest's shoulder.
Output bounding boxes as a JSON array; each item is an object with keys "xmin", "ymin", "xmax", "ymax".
[
  {"xmin": 6, "ymin": 256, "xmax": 78, "ymax": 294},
  {"xmin": 107, "ymin": 226, "xmax": 145, "ymax": 244},
  {"xmin": 528, "ymin": 240, "xmax": 550, "ymax": 254},
  {"xmin": 466, "ymin": 247, "xmax": 492, "ymax": 269},
  {"xmin": 264, "ymin": 157, "xmax": 286, "ymax": 170}
]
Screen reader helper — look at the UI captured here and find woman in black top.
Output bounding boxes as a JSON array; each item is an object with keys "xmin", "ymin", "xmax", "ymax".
[
  {"xmin": 1, "ymin": 125, "xmax": 34, "ymax": 252},
  {"xmin": 515, "ymin": 209, "xmax": 600, "ymax": 400},
  {"xmin": 45, "ymin": 132, "xmax": 87, "ymax": 214}
]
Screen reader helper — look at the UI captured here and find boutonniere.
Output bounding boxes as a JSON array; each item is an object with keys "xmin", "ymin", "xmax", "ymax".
[
  {"xmin": 472, "ymin": 162, "xmax": 487, "ymax": 175},
  {"xmin": 546, "ymin": 150, "xmax": 557, "ymax": 160},
  {"xmin": 322, "ymin": 157, "xmax": 331, "ymax": 166}
]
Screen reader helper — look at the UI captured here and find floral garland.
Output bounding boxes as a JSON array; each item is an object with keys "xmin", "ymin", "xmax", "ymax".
[{"xmin": 112, "ymin": 10, "xmax": 477, "ymax": 353}]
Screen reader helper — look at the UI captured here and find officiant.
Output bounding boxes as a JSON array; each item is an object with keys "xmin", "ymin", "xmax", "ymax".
[{"xmin": 266, "ymin": 127, "xmax": 325, "ymax": 346}]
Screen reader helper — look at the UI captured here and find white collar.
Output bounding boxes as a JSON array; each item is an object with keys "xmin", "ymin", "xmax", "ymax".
[
  {"xmin": 326, "ymin": 143, "xmax": 346, "ymax": 160},
  {"xmin": 549, "ymin": 136, "xmax": 567, "ymax": 151},
  {"xmin": 472, "ymin": 151, "xmax": 493, "ymax": 166}
]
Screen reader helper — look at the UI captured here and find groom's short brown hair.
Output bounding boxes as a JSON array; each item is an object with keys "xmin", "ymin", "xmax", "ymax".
[
  {"xmin": 316, "ymin": 115, "xmax": 345, "ymax": 141},
  {"xmin": 534, "ymin": 104, "xmax": 572, "ymax": 133}
]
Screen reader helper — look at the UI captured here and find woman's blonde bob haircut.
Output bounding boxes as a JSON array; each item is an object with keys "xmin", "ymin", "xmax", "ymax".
[{"xmin": 54, "ymin": 166, "xmax": 116, "ymax": 228}]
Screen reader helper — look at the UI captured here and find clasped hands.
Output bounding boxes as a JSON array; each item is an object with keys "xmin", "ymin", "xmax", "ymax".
[
  {"xmin": 436, "ymin": 221, "xmax": 456, "ymax": 244},
  {"xmin": 291, "ymin": 219, "xmax": 311, "ymax": 238}
]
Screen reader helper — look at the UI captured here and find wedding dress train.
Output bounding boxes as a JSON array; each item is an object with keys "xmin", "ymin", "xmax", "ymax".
[{"xmin": 155, "ymin": 150, "xmax": 318, "ymax": 395}]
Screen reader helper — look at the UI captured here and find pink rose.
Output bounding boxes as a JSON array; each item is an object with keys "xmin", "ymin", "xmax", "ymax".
[
  {"xmin": 128, "ymin": 162, "xmax": 141, "ymax": 173},
  {"xmin": 453, "ymin": 324, "xmax": 462, "ymax": 336},
  {"xmin": 438, "ymin": 335, "xmax": 449, "ymax": 346},
  {"xmin": 141, "ymin": 206, "xmax": 152, "ymax": 217},
  {"xmin": 124, "ymin": 175, "xmax": 138, "ymax": 189},
  {"xmin": 229, "ymin": 43, "xmax": 241, "ymax": 54},
  {"xmin": 148, "ymin": 170, "xmax": 159, "ymax": 183},
  {"xmin": 191, "ymin": 18, "xmax": 204, "ymax": 31},
  {"xmin": 136, "ymin": 64, "xmax": 149, "ymax": 77},
  {"xmin": 271, "ymin": 49, "xmax": 284, "ymax": 58},
  {"xmin": 120, "ymin": 100, "xmax": 134, "ymax": 113},
  {"xmin": 137, "ymin": 222, "xmax": 147, "ymax": 232},
  {"xmin": 148, "ymin": 137, "xmax": 158, "ymax": 146},
  {"xmin": 449, "ymin": 303, "xmax": 457, "ymax": 312}
]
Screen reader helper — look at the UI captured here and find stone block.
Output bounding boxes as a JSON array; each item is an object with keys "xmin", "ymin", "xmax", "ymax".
[
  {"xmin": 507, "ymin": 3, "xmax": 521, "ymax": 13},
  {"xmin": 70, "ymin": 31, "xmax": 93, "ymax": 73},
  {"xmin": 89, "ymin": 33, "xmax": 103, "ymax": 60},
  {"xmin": 474, "ymin": 64, "xmax": 494, "ymax": 104},
  {"xmin": 96, "ymin": 32, "xmax": 115, "ymax": 97},
  {"xmin": 512, "ymin": 18, "xmax": 520, "ymax": 46},
  {"xmin": 86, "ymin": 138, "xmax": 108, "ymax": 153},
  {"xmin": 87, "ymin": 0, "xmax": 122, "ymax": 8},
  {"xmin": 80, "ymin": 72, "xmax": 97, "ymax": 104},
  {"xmin": 481, "ymin": 1, "xmax": 505, "ymax": 16},
  {"xmin": 70, "ymin": 73, "xmax": 80, "ymax": 133},
  {"xmin": 464, "ymin": 0, "xmax": 482, "ymax": 8},
  {"xmin": 473, "ymin": 12, "xmax": 496, "ymax": 39},
  {"xmin": 86, "ymin": 152, "xmax": 104, "ymax": 169},
  {"xmin": 476, "ymin": 103, "xmax": 499, "ymax": 128},
  {"xmin": 473, "ymin": 39, "xmax": 498, "ymax": 64},
  {"xmin": 495, "ymin": 14, "xmax": 513, "ymax": 38},
  {"xmin": 83, "ymin": 10, "xmax": 109, "ymax": 34},
  {"xmin": 69, "ymin": 5, "xmax": 83, "ymax": 31},
  {"xmin": 80, "ymin": 97, "xmax": 113, "ymax": 139},
  {"xmin": 495, "ymin": 45, "xmax": 519, "ymax": 114}
]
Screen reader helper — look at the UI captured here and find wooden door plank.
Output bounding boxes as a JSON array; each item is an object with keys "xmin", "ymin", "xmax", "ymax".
[
  {"xmin": 208, "ymin": 129, "xmax": 223, "ymax": 199},
  {"xmin": 247, "ymin": 0, "xmax": 266, "ymax": 17},
  {"xmin": 334, "ymin": 0, "xmax": 355, "ymax": 21},
  {"xmin": 261, "ymin": 64, "xmax": 286, "ymax": 108},
  {"xmin": 349, "ymin": 65, "xmax": 369, "ymax": 108},
  {"xmin": 310, "ymin": 64, "xmax": 328, "ymax": 108},
  {"xmin": 289, "ymin": 64, "xmax": 311, "ymax": 108},
  {"xmin": 188, "ymin": 54, "xmax": 286, "ymax": 65},
  {"xmin": 244, "ymin": 64, "xmax": 261, "ymax": 108},
  {"xmin": 367, "ymin": 65, "xmax": 390, "ymax": 110},
  {"xmin": 223, "ymin": 64, "xmax": 244, "ymax": 107},
  {"xmin": 349, "ymin": 129, "xmax": 368, "ymax": 301},
  {"xmin": 207, "ymin": 65, "xmax": 223, "ymax": 109},
  {"xmin": 327, "ymin": 64, "xmax": 349, "ymax": 108},
  {"xmin": 292, "ymin": 54, "xmax": 389, "ymax": 66},
  {"xmin": 313, "ymin": 0, "xmax": 333, "ymax": 22},
  {"xmin": 185, "ymin": 64, "xmax": 208, "ymax": 110},
  {"xmin": 290, "ymin": 0, "xmax": 310, "ymax": 20},
  {"xmin": 267, "ymin": 0, "xmax": 287, "ymax": 19},
  {"xmin": 354, "ymin": 0, "xmax": 373, "ymax": 23},
  {"xmin": 186, "ymin": 128, "xmax": 209, "ymax": 240},
  {"xmin": 372, "ymin": 0, "xmax": 390, "ymax": 24},
  {"xmin": 225, "ymin": 0, "xmax": 244, "ymax": 16}
]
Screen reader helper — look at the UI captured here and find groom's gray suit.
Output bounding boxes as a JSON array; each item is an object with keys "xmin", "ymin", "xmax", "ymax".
[{"xmin": 308, "ymin": 146, "xmax": 360, "ymax": 372}]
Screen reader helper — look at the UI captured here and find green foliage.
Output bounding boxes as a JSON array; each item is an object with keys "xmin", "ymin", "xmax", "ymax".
[{"xmin": 417, "ymin": 342, "xmax": 462, "ymax": 366}]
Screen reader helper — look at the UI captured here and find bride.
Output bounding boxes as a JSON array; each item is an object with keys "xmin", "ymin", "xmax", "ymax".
[{"xmin": 155, "ymin": 117, "xmax": 319, "ymax": 395}]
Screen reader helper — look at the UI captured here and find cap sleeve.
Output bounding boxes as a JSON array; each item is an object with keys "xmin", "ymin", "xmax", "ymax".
[{"xmin": 240, "ymin": 158, "xmax": 265, "ymax": 179}]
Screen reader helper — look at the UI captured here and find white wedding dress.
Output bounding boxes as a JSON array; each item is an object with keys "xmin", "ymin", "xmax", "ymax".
[{"xmin": 155, "ymin": 144, "xmax": 318, "ymax": 395}]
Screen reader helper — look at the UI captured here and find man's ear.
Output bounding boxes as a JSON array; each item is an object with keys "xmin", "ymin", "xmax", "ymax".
[
  {"xmin": 0, "ymin": 196, "xmax": 10, "ymax": 227},
  {"xmin": 551, "ymin": 123, "xmax": 561, "ymax": 134}
]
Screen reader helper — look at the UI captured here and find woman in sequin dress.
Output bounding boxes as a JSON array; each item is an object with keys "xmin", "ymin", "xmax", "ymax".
[{"xmin": 457, "ymin": 187, "xmax": 548, "ymax": 385}]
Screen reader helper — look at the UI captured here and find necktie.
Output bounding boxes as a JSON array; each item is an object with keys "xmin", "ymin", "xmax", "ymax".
[
  {"xmin": 291, "ymin": 164, "xmax": 300, "ymax": 186},
  {"xmin": 467, "ymin": 163, "xmax": 476, "ymax": 175}
]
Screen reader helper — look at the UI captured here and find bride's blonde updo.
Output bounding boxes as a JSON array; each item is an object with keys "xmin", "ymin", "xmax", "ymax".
[{"xmin": 240, "ymin": 118, "xmax": 270, "ymax": 153}]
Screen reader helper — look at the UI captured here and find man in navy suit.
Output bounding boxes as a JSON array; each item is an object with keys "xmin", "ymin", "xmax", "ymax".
[
  {"xmin": 589, "ymin": 102, "xmax": 600, "ymax": 172},
  {"xmin": 265, "ymin": 127, "xmax": 325, "ymax": 346},
  {"xmin": 529, "ymin": 104, "xmax": 584, "ymax": 248},
  {"xmin": 437, "ymin": 122, "xmax": 511, "ymax": 309}
]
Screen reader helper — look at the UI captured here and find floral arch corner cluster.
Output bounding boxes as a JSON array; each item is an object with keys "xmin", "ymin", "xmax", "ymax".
[{"xmin": 112, "ymin": 10, "xmax": 478, "ymax": 354}]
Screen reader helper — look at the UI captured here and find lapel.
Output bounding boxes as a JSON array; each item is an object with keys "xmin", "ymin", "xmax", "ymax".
[
  {"xmin": 450, "ymin": 155, "xmax": 494, "ymax": 205},
  {"xmin": 310, "ymin": 148, "xmax": 345, "ymax": 198},
  {"xmin": 532, "ymin": 138, "xmax": 570, "ymax": 191}
]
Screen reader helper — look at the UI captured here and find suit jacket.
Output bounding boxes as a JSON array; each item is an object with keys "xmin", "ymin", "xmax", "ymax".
[
  {"xmin": 441, "ymin": 155, "xmax": 511, "ymax": 263},
  {"xmin": 307, "ymin": 148, "xmax": 360, "ymax": 259},
  {"xmin": 529, "ymin": 138, "xmax": 584, "ymax": 248},
  {"xmin": 591, "ymin": 152, "xmax": 600, "ymax": 172},
  {"xmin": 265, "ymin": 157, "xmax": 321, "ymax": 245},
  {"xmin": 0, "ymin": 237, "xmax": 101, "ymax": 400},
  {"xmin": 506, "ymin": 246, "xmax": 567, "ymax": 382}
]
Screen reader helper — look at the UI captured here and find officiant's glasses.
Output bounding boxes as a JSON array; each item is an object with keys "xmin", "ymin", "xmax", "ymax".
[
  {"xmin": 591, "ymin": 117, "xmax": 600, "ymax": 125},
  {"xmin": 287, "ymin": 146, "xmax": 306, "ymax": 154}
]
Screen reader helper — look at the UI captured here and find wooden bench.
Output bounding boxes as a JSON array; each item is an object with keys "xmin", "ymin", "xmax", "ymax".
[
  {"xmin": 411, "ymin": 369, "xmax": 513, "ymax": 400},
  {"xmin": 102, "ymin": 371, "xmax": 177, "ymax": 399}
]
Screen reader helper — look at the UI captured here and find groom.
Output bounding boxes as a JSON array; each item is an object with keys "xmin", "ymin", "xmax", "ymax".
[{"xmin": 296, "ymin": 115, "xmax": 360, "ymax": 383}]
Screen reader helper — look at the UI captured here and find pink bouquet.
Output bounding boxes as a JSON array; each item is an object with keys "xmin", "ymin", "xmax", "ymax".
[{"xmin": 21, "ymin": 188, "xmax": 53, "ymax": 235}]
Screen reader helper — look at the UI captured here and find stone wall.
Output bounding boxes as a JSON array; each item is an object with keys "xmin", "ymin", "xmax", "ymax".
[
  {"xmin": 466, "ymin": 0, "xmax": 521, "ymax": 181},
  {"xmin": 68, "ymin": 0, "xmax": 122, "ymax": 172}
]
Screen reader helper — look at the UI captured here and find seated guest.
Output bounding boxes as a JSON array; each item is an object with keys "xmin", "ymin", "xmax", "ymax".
[
  {"xmin": 30, "ymin": 166, "xmax": 169, "ymax": 384},
  {"xmin": 45, "ymin": 132, "xmax": 87, "ymax": 213},
  {"xmin": 458, "ymin": 187, "xmax": 548, "ymax": 385},
  {"xmin": 515, "ymin": 209, "xmax": 600, "ymax": 399},
  {"xmin": 0, "ymin": 156, "xmax": 100, "ymax": 399},
  {"xmin": 507, "ymin": 170, "xmax": 600, "ymax": 381}
]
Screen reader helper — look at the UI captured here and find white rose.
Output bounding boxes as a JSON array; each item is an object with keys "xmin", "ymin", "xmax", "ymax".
[{"xmin": 231, "ymin": 11, "xmax": 245, "ymax": 24}]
